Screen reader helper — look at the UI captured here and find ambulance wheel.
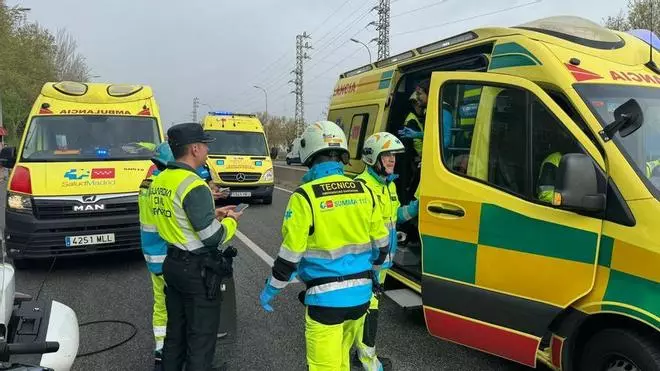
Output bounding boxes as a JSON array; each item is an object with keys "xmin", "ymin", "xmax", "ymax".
[{"xmin": 578, "ymin": 328, "xmax": 660, "ymax": 371}]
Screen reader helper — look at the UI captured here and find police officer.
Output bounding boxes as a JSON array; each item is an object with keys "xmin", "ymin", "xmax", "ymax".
[
  {"xmin": 259, "ymin": 120, "xmax": 390, "ymax": 370},
  {"xmin": 150, "ymin": 123, "xmax": 243, "ymax": 371},
  {"xmin": 352, "ymin": 132, "xmax": 418, "ymax": 371},
  {"xmin": 138, "ymin": 142, "xmax": 235, "ymax": 370}
]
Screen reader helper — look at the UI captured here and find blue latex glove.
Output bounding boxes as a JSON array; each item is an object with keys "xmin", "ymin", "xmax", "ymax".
[
  {"xmin": 409, "ymin": 199, "xmax": 419, "ymax": 217},
  {"xmin": 398, "ymin": 127, "xmax": 423, "ymax": 139},
  {"xmin": 259, "ymin": 279, "xmax": 281, "ymax": 312}
]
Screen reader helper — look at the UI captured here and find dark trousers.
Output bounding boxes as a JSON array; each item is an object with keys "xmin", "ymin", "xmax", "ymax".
[{"xmin": 162, "ymin": 252, "xmax": 222, "ymax": 371}]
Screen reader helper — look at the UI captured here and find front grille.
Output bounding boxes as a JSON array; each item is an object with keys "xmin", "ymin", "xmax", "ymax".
[
  {"xmin": 33, "ymin": 196, "xmax": 138, "ymax": 220},
  {"xmin": 218, "ymin": 172, "xmax": 262, "ymax": 183}
]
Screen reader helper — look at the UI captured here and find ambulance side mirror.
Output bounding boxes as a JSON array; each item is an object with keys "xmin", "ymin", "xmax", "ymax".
[
  {"xmin": 553, "ymin": 153, "xmax": 606, "ymax": 213},
  {"xmin": 0, "ymin": 147, "xmax": 16, "ymax": 169},
  {"xmin": 270, "ymin": 147, "xmax": 279, "ymax": 160}
]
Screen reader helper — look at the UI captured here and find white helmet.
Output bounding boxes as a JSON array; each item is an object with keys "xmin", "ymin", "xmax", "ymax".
[
  {"xmin": 299, "ymin": 120, "xmax": 349, "ymax": 166},
  {"xmin": 361, "ymin": 132, "xmax": 405, "ymax": 166}
]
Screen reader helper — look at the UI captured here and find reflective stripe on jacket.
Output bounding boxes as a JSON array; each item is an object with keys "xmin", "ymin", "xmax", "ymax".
[
  {"xmin": 150, "ymin": 167, "xmax": 236, "ymax": 251},
  {"xmin": 275, "ymin": 174, "xmax": 389, "ymax": 307},
  {"xmin": 355, "ymin": 169, "xmax": 400, "ymax": 269},
  {"xmin": 139, "ymin": 175, "xmax": 167, "ymax": 274}
]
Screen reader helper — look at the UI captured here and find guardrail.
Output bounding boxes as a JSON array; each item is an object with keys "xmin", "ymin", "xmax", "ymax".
[{"xmin": 273, "ymin": 163, "xmax": 305, "ymax": 189}]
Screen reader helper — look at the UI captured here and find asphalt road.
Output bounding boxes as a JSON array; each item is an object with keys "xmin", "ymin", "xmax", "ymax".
[{"xmin": 1, "ymin": 182, "xmax": 545, "ymax": 371}]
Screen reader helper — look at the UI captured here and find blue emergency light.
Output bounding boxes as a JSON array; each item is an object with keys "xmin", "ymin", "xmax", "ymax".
[
  {"xmin": 216, "ymin": 160, "xmax": 225, "ymax": 165},
  {"xmin": 209, "ymin": 111, "xmax": 233, "ymax": 116},
  {"xmin": 95, "ymin": 148, "xmax": 110, "ymax": 158}
]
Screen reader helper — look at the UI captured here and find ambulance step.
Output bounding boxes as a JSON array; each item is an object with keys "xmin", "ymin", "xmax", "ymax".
[{"xmin": 384, "ymin": 289, "xmax": 422, "ymax": 309}]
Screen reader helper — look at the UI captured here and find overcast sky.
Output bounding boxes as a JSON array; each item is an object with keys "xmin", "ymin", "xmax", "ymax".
[{"xmin": 10, "ymin": 0, "xmax": 624, "ymax": 129}]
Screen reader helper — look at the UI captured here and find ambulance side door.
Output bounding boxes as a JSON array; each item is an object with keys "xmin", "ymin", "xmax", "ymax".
[{"xmin": 418, "ymin": 72, "xmax": 606, "ymax": 367}]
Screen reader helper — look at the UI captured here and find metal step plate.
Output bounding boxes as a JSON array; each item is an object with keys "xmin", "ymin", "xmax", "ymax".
[{"xmin": 384, "ymin": 289, "xmax": 422, "ymax": 309}]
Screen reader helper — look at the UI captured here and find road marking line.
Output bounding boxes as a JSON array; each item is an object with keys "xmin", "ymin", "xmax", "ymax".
[
  {"xmin": 275, "ymin": 186, "xmax": 293, "ymax": 194},
  {"xmin": 235, "ymin": 230, "xmax": 300, "ymax": 283}
]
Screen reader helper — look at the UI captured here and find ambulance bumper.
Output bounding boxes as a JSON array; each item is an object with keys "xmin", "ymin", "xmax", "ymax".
[{"xmin": 5, "ymin": 209, "xmax": 141, "ymax": 260}]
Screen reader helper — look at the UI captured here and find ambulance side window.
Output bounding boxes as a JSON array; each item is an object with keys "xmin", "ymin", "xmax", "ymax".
[
  {"xmin": 348, "ymin": 114, "xmax": 369, "ymax": 160},
  {"xmin": 440, "ymin": 82, "xmax": 589, "ymax": 203},
  {"xmin": 530, "ymin": 97, "xmax": 586, "ymax": 203},
  {"xmin": 440, "ymin": 83, "xmax": 528, "ymax": 198}
]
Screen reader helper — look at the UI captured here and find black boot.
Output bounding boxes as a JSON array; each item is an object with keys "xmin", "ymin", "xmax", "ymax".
[{"xmin": 153, "ymin": 350, "xmax": 163, "ymax": 371}]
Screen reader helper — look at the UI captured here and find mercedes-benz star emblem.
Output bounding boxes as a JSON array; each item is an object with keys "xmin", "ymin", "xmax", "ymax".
[{"xmin": 235, "ymin": 173, "xmax": 246, "ymax": 182}]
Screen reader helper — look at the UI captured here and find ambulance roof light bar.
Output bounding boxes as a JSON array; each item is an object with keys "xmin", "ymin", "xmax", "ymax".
[
  {"xmin": 107, "ymin": 84, "xmax": 144, "ymax": 97},
  {"xmin": 53, "ymin": 81, "xmax": 88, "ymax": 96},
  {"xmin": 208, "ymin": 112, "xmax": 256, "ymax": 117},
  {"xmin": 516, "ymin": 16, "xmax": 624, "ymax": 50},
  {"xmin": 417, "ymin": 31, "xmax": 478, "ymax": 54}
]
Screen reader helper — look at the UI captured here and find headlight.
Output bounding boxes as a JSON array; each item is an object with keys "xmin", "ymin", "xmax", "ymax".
[
  {"xmin": 262, "ymin": 169, "xmax": 274, "ymax": 182},
  {"xmin": 7, "ymin": 192, "xmax": 32, "ymax": 212}
]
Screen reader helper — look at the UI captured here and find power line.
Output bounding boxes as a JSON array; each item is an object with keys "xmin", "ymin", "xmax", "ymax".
[
  {"xmin": 233, "ymin": 0, "xmax": 360, "ymax": 111},
  {"xmin": 309, "ymin": 0, "xmax": 355, "ymax": 36},
  {"xmin": 391, "ymin": 0, "xmax": 448, "ymax": 18},
  {"xmin": 308, "ymin": 4, "xmax": 374, "ymax": 61},
  {"xmin": 240, "ymin": 4, "xmax": 374, "ymax": 112},
  {"xmin": 392, "ymin": 0, "xmax": 542, "ymax": 37},
  {"xmin": 306, "ymin": 11, "xmax": 373, "ymax": 71},
  {"xmin": 307, "ymin": 48, "xmax": 362, "ymax": 85}
]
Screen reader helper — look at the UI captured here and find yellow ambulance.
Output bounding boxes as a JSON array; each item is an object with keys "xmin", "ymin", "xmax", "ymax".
[
  {"xmin": 328, "ymin": 16, "xmax": 660, "ymax": 371},
  {"xmin": 0, "ymin": 81, "xmax": 163, "ymax": 267},
  {"xmin": 202, "ymin": 112, "xmax": 274, "ymax": 204}
]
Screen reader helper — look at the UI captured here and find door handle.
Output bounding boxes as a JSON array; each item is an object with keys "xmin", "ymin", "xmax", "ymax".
[{"xmin": 428, "ymin": 205, "xmax": 465, "ymax": 217}]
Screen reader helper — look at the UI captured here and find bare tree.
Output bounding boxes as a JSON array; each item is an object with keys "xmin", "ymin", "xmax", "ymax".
[
  {"xmin": 604, "ymin": 0, "xmax": 660, "ymax": 32},
  {"xmin": 604, "ymin": 9, "xmax": 630, "ymax": 31},
  {"xmin": 54, "ymin": 28, "xmax": 90, "ymax": 81}
]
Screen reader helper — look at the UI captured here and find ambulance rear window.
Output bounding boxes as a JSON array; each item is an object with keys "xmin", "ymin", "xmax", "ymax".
[{"xmin": 516, "ymin": 16, "xmax": 624, "ymax": 50}]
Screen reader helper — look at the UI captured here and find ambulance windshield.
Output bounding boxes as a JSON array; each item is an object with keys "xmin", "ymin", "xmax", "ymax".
[
  {"xmin": 206, "ymin": 131, "xmax": 269, "ymax": 156},
  {"xmin": 575, "ymin": 84, "xmax": 660, "ymax": 197},
  {"xmin": 21, "ymin": 115, "xmax": 161, "ymax": 162}
]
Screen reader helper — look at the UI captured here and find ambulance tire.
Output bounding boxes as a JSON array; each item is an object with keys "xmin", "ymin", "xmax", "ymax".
[{"xmin": 579, "ymin": 328, "xmax": 660, "ymax": 371}]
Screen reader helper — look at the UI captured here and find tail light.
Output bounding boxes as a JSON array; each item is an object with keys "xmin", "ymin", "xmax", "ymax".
[{"xmin": 9, "ymin": 166, "xmax": 32, "ymax": 194}]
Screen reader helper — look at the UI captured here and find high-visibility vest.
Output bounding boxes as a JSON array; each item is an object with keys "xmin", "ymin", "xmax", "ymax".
[
  {"xmin": 646, "ymin": 160, "xmax": 660, "ymax": 178},
  {"xmin": 277, "ymin": 174, "xmax": 389, "ymax": 308},
  {"xmin": 356, "ymin": 169, "xmax": 400, "ymax": 269},
  {"xmin": 138, "ymin": 174, "xmax": 167, "ymax": 273},
  {"xmin": 150, "ymin": 168, "xmax": 230, "ymax": 251},
  {"xmin": 537, "ymin": 152, "xmax": 562, "ymax": 203},
  {"xmin": 404, "ymin": 112, "xmax": 424, "ymax": 156}
]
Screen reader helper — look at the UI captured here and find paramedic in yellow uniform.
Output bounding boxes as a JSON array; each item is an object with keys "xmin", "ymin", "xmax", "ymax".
[
  {"xmin": 352, "ymin": 132, "xmax": 419, "ymax": 371},
  {"xmin": 259, "ymin": 121, "xmax": 390, "ymax": 371}
]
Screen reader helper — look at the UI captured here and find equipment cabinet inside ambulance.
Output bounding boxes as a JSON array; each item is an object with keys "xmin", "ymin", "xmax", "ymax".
[
  {"xmin": 329, "ymin": 16, "xmax": 660, "ymax": 371},
  {"xmin": 0, "ymin": 81, "xmax": 163, "ymax": 267},
  {"xmin": 202, "ymin": 112, "xmax": 274, "ymax": 204}
]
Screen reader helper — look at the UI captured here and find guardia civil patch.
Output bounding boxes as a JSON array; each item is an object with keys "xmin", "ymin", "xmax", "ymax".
[
  {"xmin": 139, "ymin": 178, "xmax": 153, "ymax": 190},
  {"xmin": 312, "ymin": 181, "xmax": 364, "ymax": 197}
]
